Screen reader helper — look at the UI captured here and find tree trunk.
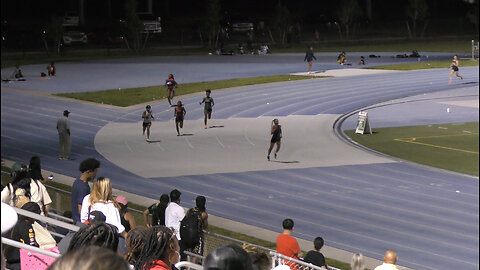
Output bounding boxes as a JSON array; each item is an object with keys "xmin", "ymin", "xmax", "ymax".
[
  {"xmin": 405, "ymin": 21, "xmax": 412, "ymax": 39},
  {"xmin": 336, "ymin": 23, "xmax": 343, "ymax": 40}
]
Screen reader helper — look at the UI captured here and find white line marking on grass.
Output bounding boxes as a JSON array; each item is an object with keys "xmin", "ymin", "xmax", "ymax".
[
  {"xmin": 438, "ymin": 127, "xmax": 448, "ymax": 130},
  {"xmin": 462, "ymin": 130, "xmax": 472, "ymax": 133}
]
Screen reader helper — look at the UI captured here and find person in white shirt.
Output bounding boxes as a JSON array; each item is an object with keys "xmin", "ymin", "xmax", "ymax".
[
  {"xmin": 80, "ymin": 177, "xmax": 126, "ymax": 237},
  {"xmin": 1, "ymin": 163, "xmax": 52, "ymax": 216},
  {"xmin": 165, "ymin": 189, "xmax": 185, "ymax": 260},
  {"xmin": 374, "ymin": 250, "xmax": 399, "ymax": 270},
  {"xmin": 165, "ymin": 189, "xmax": 185, "ymax": 240}
]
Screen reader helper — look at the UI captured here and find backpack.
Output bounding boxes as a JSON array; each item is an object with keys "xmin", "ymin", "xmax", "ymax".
[{"xmin": 179, "ymin": 208, "xmax": 202, "ymax": 248}]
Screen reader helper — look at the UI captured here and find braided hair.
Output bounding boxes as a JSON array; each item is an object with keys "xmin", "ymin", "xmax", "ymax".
[
  {"xmin": 67, "ymin": 222, "xmax": 119, "ymax": 253},
  {"xmin": 134, "ymin": 225, "xmax": 175, "ymax": 270},
  {"xmin": 124, "ymin": 226, "xmax": 149, "ymax": 265}
]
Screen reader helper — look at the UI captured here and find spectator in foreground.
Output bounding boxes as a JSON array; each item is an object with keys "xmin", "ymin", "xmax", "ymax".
[
  {"xmin": 1, "ymin": 162, "xmax": 52, "ymax": 216},
  {"xmin": 134, "ymin": 226, "xmax": 180, "ymax": 270},
  {"xmin": 180, "ymin": 195, "xmax": 208, "ymax": 262},
  {"xmin": 67, "ymin": 221, "xmax": 119, "ymax": 253},
  {"xmin": 116, "ymin": 195, "xmax": 136, "ymax": 233},
  {"xmin": 144, "ymin": 194, "xmax": 170, "ymax": 227},
  {"xmin": 80, "ymin": 177, "xmax": 126, "ymax": 237},
  {"xmin": 124, "ymin": 226, "xmax": 149, "ymax": 267},
  {"xmin": 276, "ymin": 218, "xmax": 301, "ymax": 270},
  {"xmin": 71, "ymin": 158, "xmax": 100, "ymax": 224},
  {"xmin": 374, "ymin": 250, "xmax": 399, "ymax": 270},
  {"xmin": 303, "ymin": 236, "xmax": 327, "ymax": 269},
  {"xmin": 4, "ymin": 203, "xmax": 40, "ymax": 270},
  {"xmin": 243, "ymin": 244, "xmax": 270, "ymax": 270},
  {"xmin": 203, "ymin": 243, "xmax": 254, "ymax": 270},
  {"xmin": 57, "ymin": 210, "xmax": 106, "ymax": 254},
  {"xmin": 47, "ymin": 246, "xmax": 129, "ymax": 270},
  {"xmin": 1, "ymin": 202, "xmax": 18, "ymax": 270},
  {"xmin": 351, "ymin": 253, "xmax": 365, "ymax": 270}
]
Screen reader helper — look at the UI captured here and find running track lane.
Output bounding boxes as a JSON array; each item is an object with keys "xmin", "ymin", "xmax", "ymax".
[{"xmin": 1, "ymin": 67, "xmax": 479, "ymax": 270}]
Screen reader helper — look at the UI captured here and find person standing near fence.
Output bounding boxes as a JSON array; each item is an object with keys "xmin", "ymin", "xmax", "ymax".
[
  {"xmin": 276, "ymin": 218, "xmax": 301, "ymax": 270},
  {"xmin": 56, "ymin": 110, "xmax": 71, "ymax": 160},
  {"xmin": 71, "ymin": 158, "xmax": 100, "ymax": 224},
  {"xmin": 303, "ymin": 236, "xmax": 328, "ymax": 269}
]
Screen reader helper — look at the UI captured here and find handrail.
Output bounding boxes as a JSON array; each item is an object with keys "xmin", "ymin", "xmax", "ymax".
[
  {"xmin": 203, "ymin": 230, "xmax": 276, "ymax": 253},
  {"xmin": 48, "ymin": 212, "xmax": 74, "ymax": 224},
  {"xmin": 174, "ymin": 261, "xmax": 203, "ymax": 270},
  {"xmin": 14, "ymin": 207, "xmax": 80, "ymax": 232},
  {"xmin": 183, "ymin": 250, "xmax": 204, "ymax": 260},
  {"xmin": 269, "ymin": 251, "xmax": 343, "ymax": 270},
  {"xmin": 1, "ymin": 237, "xmax": 62, "ymax": 259}
]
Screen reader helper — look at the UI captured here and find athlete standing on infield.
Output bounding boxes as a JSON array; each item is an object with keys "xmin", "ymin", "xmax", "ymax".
[
  {"xmin": 268, "ymin": 119, "xmax": 282, "ymax": 161},
  {"xmin": 199, "ymin": 89, "xmax": 214, "ymax": 129},
  {"xmin": 165, "ymin": 74, "xmax": 178, "ymax": 106},
  {"xmin": 142, "ymin": 105, "xmax": 154, "ymax": 141},
  {"xmin": 174, "ymin": 101, "xmax": 186, "ymax": 136}
]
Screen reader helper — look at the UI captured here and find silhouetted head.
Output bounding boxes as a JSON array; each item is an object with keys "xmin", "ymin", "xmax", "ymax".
[{"xmin": 203, "ymin": 243, "xmax": 254, "ymax": 270}]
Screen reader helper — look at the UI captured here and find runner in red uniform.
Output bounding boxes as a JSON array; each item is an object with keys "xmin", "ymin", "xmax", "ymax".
[
  {"xmin": 174, "ymin": 101, "xmax": 186, "ymax": 136},
  {"xmin": 165, "ymin": 74, "xmax": 178, "ymax": 106}
]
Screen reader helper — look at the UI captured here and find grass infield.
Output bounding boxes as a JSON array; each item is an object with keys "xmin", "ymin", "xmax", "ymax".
[
  {"xmin": 345, "ymin": 122, "xmax": 479, "ymax": 176},
  {"xmin": 54, "ymin": 75, "xmax": 316, "ymax": 107},
  {"xmin": 368, "ymin": 59, "xmax": 479, "ymax": 70}
]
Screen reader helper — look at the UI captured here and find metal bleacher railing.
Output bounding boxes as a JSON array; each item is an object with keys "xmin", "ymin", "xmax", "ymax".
[{"xmin": 2, "ymin": 171, "xmax": 343, "ymax": 270}]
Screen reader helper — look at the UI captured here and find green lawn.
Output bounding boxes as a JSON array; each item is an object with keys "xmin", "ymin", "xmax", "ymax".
[
  {"xmin": 368, "ymin": 59, "xmax": 479, "ymax": 70},
  {"xmin": 54, "ymin": 75, "xmax": 317, "ymax": 107},
  {"xmin": 345, "ymin": 122, "xmax": 479, "ymax": 176}
]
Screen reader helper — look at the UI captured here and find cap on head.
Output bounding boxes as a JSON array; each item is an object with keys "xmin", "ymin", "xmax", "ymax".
[
  {"xmin": 116, "ymin": 195, "xmax": 128, "ymax": 206},
  {"xmin": 63, "ymin": 110, "xmax": 70, "ymax": 116},
  {"xmin": 12, "ymin": 162, "xmax": 28, "ymax": 173}
]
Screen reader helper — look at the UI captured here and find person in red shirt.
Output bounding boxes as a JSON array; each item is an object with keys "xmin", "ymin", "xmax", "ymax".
[
  {"xmin": 134, "ymin": 226, "xmax": 180, "ymax": 270},
  {"xmin": 276, "ymin": 218, "xmax": 302, "ymax": 270}
]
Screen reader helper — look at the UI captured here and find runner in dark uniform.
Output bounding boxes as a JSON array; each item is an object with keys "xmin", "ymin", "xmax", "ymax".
[
  {"xmin": 267, "ymin": 119, "xmax": 282, "ymax": 161},
  {"xmin": 165, "ymin": 74, "xmax": 178, "ymax": 106},
  {"xmin": 199, "ymin": 89, "xmax": 215, "ymax": 129},
  {"xmin": 142, "ymin": 105, "xmax": 154, "ymax": 141},
  {"xmin": 174, "ymin": 101, "xmax": 186, "ymax": 136},
  {"xmin": 449, "ymin": 55, "xmax": 463, "ymax": 84},
  {"xmin": 304, "ymin": 45, "xmax": 316, "ymax": 75}
]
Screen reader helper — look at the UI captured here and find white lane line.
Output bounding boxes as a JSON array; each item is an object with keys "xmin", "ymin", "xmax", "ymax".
[
  {"xmin": 124, "ymin": 141, "xmax": 133, "ymax": 153},
  {"xmin": 184, "ymin": 137, "xmax": 194, "ymax": 149},
  {"xmin": 243, "ymin": 125, "xmax": 255, "ymax": 146},
  {"xmin": 215, "ymin": 136, "xmax": 225, "ymax": 148},
  {"xmin": 156, "ymin": 142, "xmax": 165, "ymax": 151}
]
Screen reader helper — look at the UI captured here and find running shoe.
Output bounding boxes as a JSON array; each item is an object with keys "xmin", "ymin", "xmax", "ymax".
[
  {"xmin": 204, "ymin": 125, "xmax": 207, "ymax": 129},
  {"xmin": 274, "ymin": 153, "xmax": 277, "ymax": 159},
  {"xmin": 267, "ymin": 156, "xmax": 270, "ymax": 161}
]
